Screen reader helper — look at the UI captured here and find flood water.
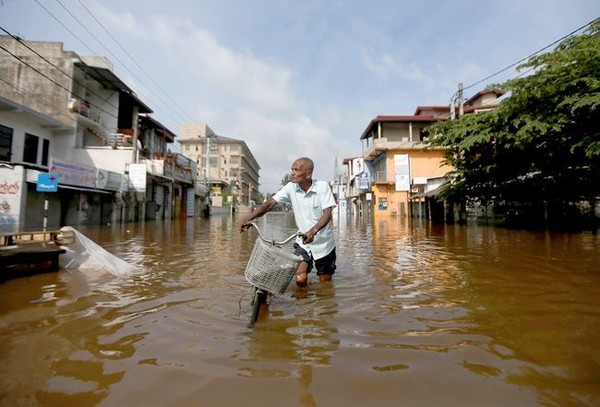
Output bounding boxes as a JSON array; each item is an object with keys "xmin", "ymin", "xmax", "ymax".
[{"xmin": 0, "ymin": 212, "xmax": 599, "ymax": 407}]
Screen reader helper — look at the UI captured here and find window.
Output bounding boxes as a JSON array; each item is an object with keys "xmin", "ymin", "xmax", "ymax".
[
  {"xmin": 23, "ymin": 133, "xmax": 39, "ymax": 164},
  {"xmin": 0, "ymin": 124, "xmax": 13, "ymax": 161},
  {"xmin": 42, "ymin": 139, "xmax": 50, "ymax": 166}
]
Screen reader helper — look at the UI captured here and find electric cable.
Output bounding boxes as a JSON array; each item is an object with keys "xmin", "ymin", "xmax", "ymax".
[
  {"xmin": 0, "ymin": 45, "xmax": 118, "ymax": 119},
  {"xmin": 75, "ymin": 0, "xmax": 197, "ymax": 123},
  {"xmin": 49, "ymin": 0, "xmax": 193, "ymax": 126},
  {"xmin": 31, "ymin": 0, "xmax": 188, "ymax": 132},
  {"xmin": 0, "ymin": 43, "xmax": 118, "ymax": 120},
  {"xmin": 0, "ymin": 26, "xmax": 120, "ymax": 112},
  {"xmin": 452, "ymin": 17, "xmax": 598, "ymax": 100},
  {"xmin": 0, "ymin": 75, "xmax": 76, "ymax": 124}
]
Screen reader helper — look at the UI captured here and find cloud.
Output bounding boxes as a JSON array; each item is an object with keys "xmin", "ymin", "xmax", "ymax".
[
  {"xmin": 31, "ymin": 0, "xmax": 596, "ymax": 195},
  {"xmin": 91, "ymin": 4, "xmax": 338, "ymax": 193}
]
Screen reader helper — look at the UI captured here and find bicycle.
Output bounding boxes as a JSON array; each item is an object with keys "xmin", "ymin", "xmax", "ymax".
[{"xmin": 243, "ymin": 222, "xmax": 304, "ymax": 328}]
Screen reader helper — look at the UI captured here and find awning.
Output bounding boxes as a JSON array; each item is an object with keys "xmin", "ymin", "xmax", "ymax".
[
  {"xmin": 57, "ymin": 184, "xmax": 112, "ymax": 194},
  {"xmin": 75, "ymin": 62, "xmax": 152, "ymax": 114},
  {"xmin": 75, "ymin": 62, "xmax": 131, "ymax": 92},
  {"xmin": 414, "ymin": 181, "xmax": 449, "ymax": 198}
]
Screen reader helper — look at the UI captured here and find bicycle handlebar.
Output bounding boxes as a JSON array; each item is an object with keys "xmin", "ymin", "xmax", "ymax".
[{"xmin": 247, "ymin": 222, "xmax": 303, "ymax": 246}]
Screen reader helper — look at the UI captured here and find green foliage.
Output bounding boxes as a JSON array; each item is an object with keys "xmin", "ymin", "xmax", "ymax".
[
  {"xmin": 429, "ymin": 19, "xmax": 600, "ymax": 205},
  {"xmin": 281, "ymin": 173, "xmax": 293, "ymax": 185}
]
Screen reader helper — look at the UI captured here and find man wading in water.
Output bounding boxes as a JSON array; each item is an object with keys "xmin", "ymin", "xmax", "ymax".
[{"xmin": 237, "ymin": 157, "xmax": 337, "ymax": 286}]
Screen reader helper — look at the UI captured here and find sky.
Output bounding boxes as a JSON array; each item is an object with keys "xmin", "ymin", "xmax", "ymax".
[{"xmin": 1, "ymin": 0, "xmax": 599, "ymax": 194}]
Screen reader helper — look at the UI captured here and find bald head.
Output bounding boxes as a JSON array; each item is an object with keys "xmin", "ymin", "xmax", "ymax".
[
  {"xmin": 295, "ymin": 157, "xmax": 314, "ymax": 173},
  {"xmin": 291, "ymin": 157, "xmax": 315, "ymax": 188}
]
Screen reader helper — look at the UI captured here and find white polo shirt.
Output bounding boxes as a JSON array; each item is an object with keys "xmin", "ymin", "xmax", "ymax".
[{"xmin": 272, "ymin": 180, "xmax": 336, "ymax": 260}]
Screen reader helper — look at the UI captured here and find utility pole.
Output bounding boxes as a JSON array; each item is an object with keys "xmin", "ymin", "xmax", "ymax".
[
  {"xmin": 205, "ymin": 135, "xmax": 210, "ymax": 185},
  {"xmin": 334, "ymin": 156, "xmax": 340, "ymax": 223},
  {"xmin": 204, "ymin": 135, "xmax": 211, "ymax": 217},
  {"xmin": 458, "ymin": 82, "xmax": 464, "ymax": 117},
  {"xmin": 132, "ymin": 106, "xmax": 139, "ymax": 164}
]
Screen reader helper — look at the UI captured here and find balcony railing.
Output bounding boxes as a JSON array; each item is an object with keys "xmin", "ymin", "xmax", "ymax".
[
  {"xmin": 109, "ymin": 133, "xmax": 133, "ymax": 148},
  {"xmin": 363, "ymin": 137, "xmax": 443, "ymax": 161},
  {"xmin": 69, "ymin": 98, "xmax": 102, "ymax": 125}
]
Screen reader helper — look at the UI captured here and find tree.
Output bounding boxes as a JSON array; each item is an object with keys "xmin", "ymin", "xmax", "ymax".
[
  {"xmin": 428, "ymin": 20, "xmax": 600, "ymax": 218},
  {"xmin": 281, "ymin": 173, "xmax": 293, "ymax": 185}
]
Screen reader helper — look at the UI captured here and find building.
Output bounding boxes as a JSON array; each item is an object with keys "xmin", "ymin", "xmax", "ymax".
[
  {"xmin": 0, "ymin": 36, "xmax": 197, "ymax": 232},
  {"xmin": 340, "ymin": 157, "xmax": 367, "ymax": 216},
  {"xmin": 357, "ymin": 89, "xmax": 504, "ymax": 220},
  {"xmin": 179, "ymin": 123, "xmax": 260, "ymax": 211}
]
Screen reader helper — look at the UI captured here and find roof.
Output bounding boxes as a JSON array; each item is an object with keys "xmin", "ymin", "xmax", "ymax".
[
  {"xmin": 139, "ymin": 115, "xmax": 176, "ymax": 142},
  {"xmin": 75, "ymin": 62, "xmax": 131, "ymax": 92},
  {"xmin": 342, "ymin": 157, "xmax": 360, "ymax": 164},
  {"xmin": 413, "ymin": 105, "xmax": 449, "ymax": 116},
  {"xmin": 176, "ymin": 133, "xmax": 245, "ymax": 144},
  {"xmin": 360, "ymin": 115, "xmax": 441, "ymax": 140},
  {"xmin": 75, "ymin": 62, "xmax": 152, "ymax": 113},
  {"xmin": 465, "ymin": 89, "xmax": 506, "ymax": 105},
  {"xmin": 413, "ymin": 180, "xmax": 450, "ymax": 198}
]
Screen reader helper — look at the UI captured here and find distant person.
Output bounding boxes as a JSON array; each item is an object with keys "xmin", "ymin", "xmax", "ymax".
[{"xmin": 237, "ymin": 157, "xmax": 337, "ymax": 286}]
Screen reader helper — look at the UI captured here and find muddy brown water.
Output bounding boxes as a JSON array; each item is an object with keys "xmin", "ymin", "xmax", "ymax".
[{"xmin": 0, "ymin": 212, "xmax": 598, "ymax": 407}]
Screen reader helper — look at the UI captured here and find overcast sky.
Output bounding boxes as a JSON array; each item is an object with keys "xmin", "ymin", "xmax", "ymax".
[{"xmin": 2, "ymin": 0, "xmax": 598, "ymax": 193}]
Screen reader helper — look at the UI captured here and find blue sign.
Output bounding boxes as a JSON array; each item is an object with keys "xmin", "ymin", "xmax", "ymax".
[{"xmin": 37, "ymin": 173, "xmax": 59, "ymax": 192}]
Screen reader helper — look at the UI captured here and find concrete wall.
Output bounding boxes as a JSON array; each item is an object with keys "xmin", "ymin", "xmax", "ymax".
[
  {"xmin": 0, "ymin": 37, "xmax": 76, "ymax": 129},
  {"xmin": 371, "ymin": 148, "xmax": 451, "ymax": 218}
]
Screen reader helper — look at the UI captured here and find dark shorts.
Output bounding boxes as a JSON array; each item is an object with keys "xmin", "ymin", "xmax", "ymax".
[{"xmin": 293, "ymin": 244, "xmax": 336, "ymax": 276}]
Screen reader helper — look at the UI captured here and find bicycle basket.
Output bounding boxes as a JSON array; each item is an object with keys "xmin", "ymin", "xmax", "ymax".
[{"xmin": 244, "ymin": 238, "xmax": 302, "ymax": 295}]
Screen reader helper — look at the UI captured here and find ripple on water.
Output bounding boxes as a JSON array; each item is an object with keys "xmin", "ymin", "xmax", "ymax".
[{"xmin": 1, "ymin": 217, "xmax": 597, "ymax": 406}]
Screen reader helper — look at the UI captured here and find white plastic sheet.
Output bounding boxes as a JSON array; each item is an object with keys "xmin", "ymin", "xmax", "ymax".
[{"xmin": 58, "ymin": 226, "xmax": 141, "ymax": 276}]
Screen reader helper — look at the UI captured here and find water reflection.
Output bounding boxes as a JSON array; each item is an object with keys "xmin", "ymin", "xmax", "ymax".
[{"xmin": 241, "ymin": 283, "xmax": 339, "ymax": 407}]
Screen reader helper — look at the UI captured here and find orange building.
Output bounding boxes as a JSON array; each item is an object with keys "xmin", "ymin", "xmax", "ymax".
[{"xmin": 359, "ymin": 90, "xmax": 504, "ymax": 219}]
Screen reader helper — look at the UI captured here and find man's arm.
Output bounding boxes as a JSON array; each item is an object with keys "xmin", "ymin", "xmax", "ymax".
[{"xmin": 237, "ymin": 198, "xmax": 278, "ymax": 233}]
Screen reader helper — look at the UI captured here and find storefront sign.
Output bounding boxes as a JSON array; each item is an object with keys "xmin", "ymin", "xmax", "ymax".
[
  {"xmin": 128, "ymin": 163, "xmax": 147, "ymax": 192},
  {"xmin": 36, "ymin": 173, "xmax": 58, "ymax": 192},
  {"xmin": 50, "ymin": 158, "xmax": 96, "ymax": 188},
  {"xmin": 394, "ymin": 154, "xmax": 410, "ymax": 192}
]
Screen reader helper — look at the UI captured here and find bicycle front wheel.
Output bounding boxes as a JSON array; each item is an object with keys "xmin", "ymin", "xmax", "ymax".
[{"xmin": 248, "ymin": 289, "xmax": 267, "ymax": 328}]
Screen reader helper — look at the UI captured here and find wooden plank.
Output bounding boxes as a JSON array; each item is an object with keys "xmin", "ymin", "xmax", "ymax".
[
  {"xmin": 0, "ymin": 247, "xmax": 66, "ymax": 279},
  {"xmin": 1, "ymin": 230, "xmax": 60, "ymax": 247}
]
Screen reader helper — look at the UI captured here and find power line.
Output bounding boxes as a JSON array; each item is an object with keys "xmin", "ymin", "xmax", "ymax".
[
  {"xmin": 0, "ymin": 75, "xmax": 76, "ymax": 124},
  {"xmin": 1, "ymin": 28, "xmax": 188, "ymax": 147},
  {"xmin": 0, "ymin": 39, "xmax": 187, "ymax": 153},
  {"xmin": 0, "ymin": 26, "xmax": 120, "ymax": 112},
  {"xmin": 455, "ymin": 18, "xmax": 598, "ymax": 98},
  {"xmin": 0, "ymin": 37, "xmax": 118, "ymax": 119},
  {"xmin": 76, "ymin": 0, "xmax": 197, "ymax": 123},
  {"xmin": 50, "ymin": 0, "xmax": 194, "ymax": 127},
  {"xmin": 31, "ymin": 0, "xmax": 98, "ymax": 56},
  {"xmin": 0, "ymin": 42, "xmax": 119, "ymax": 120},
  {"xmin": 32, "ymin": 0, "xmax": 189, "ymax": 132}
]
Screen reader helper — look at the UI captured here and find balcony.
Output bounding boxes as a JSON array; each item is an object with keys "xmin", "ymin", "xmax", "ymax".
[
  {"xmin": 363, "ymin": 137, "xmax": 436, "ymax": 161},
  {"xmin": 70, "ymin": 98, "xmax": 114, "ymax": 146},
  {"xmin": 69, "ymin": 98, "xmax": 103, "ymax": 125},
  {"xmin": 109, "ymin": 133, "xmax": 133, "ymax": 148}
]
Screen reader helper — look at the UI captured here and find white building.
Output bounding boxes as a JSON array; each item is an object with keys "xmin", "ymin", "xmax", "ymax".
[{"xmin": 0, "ymin": 36, "xmax": 197, "ymax": 232}]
